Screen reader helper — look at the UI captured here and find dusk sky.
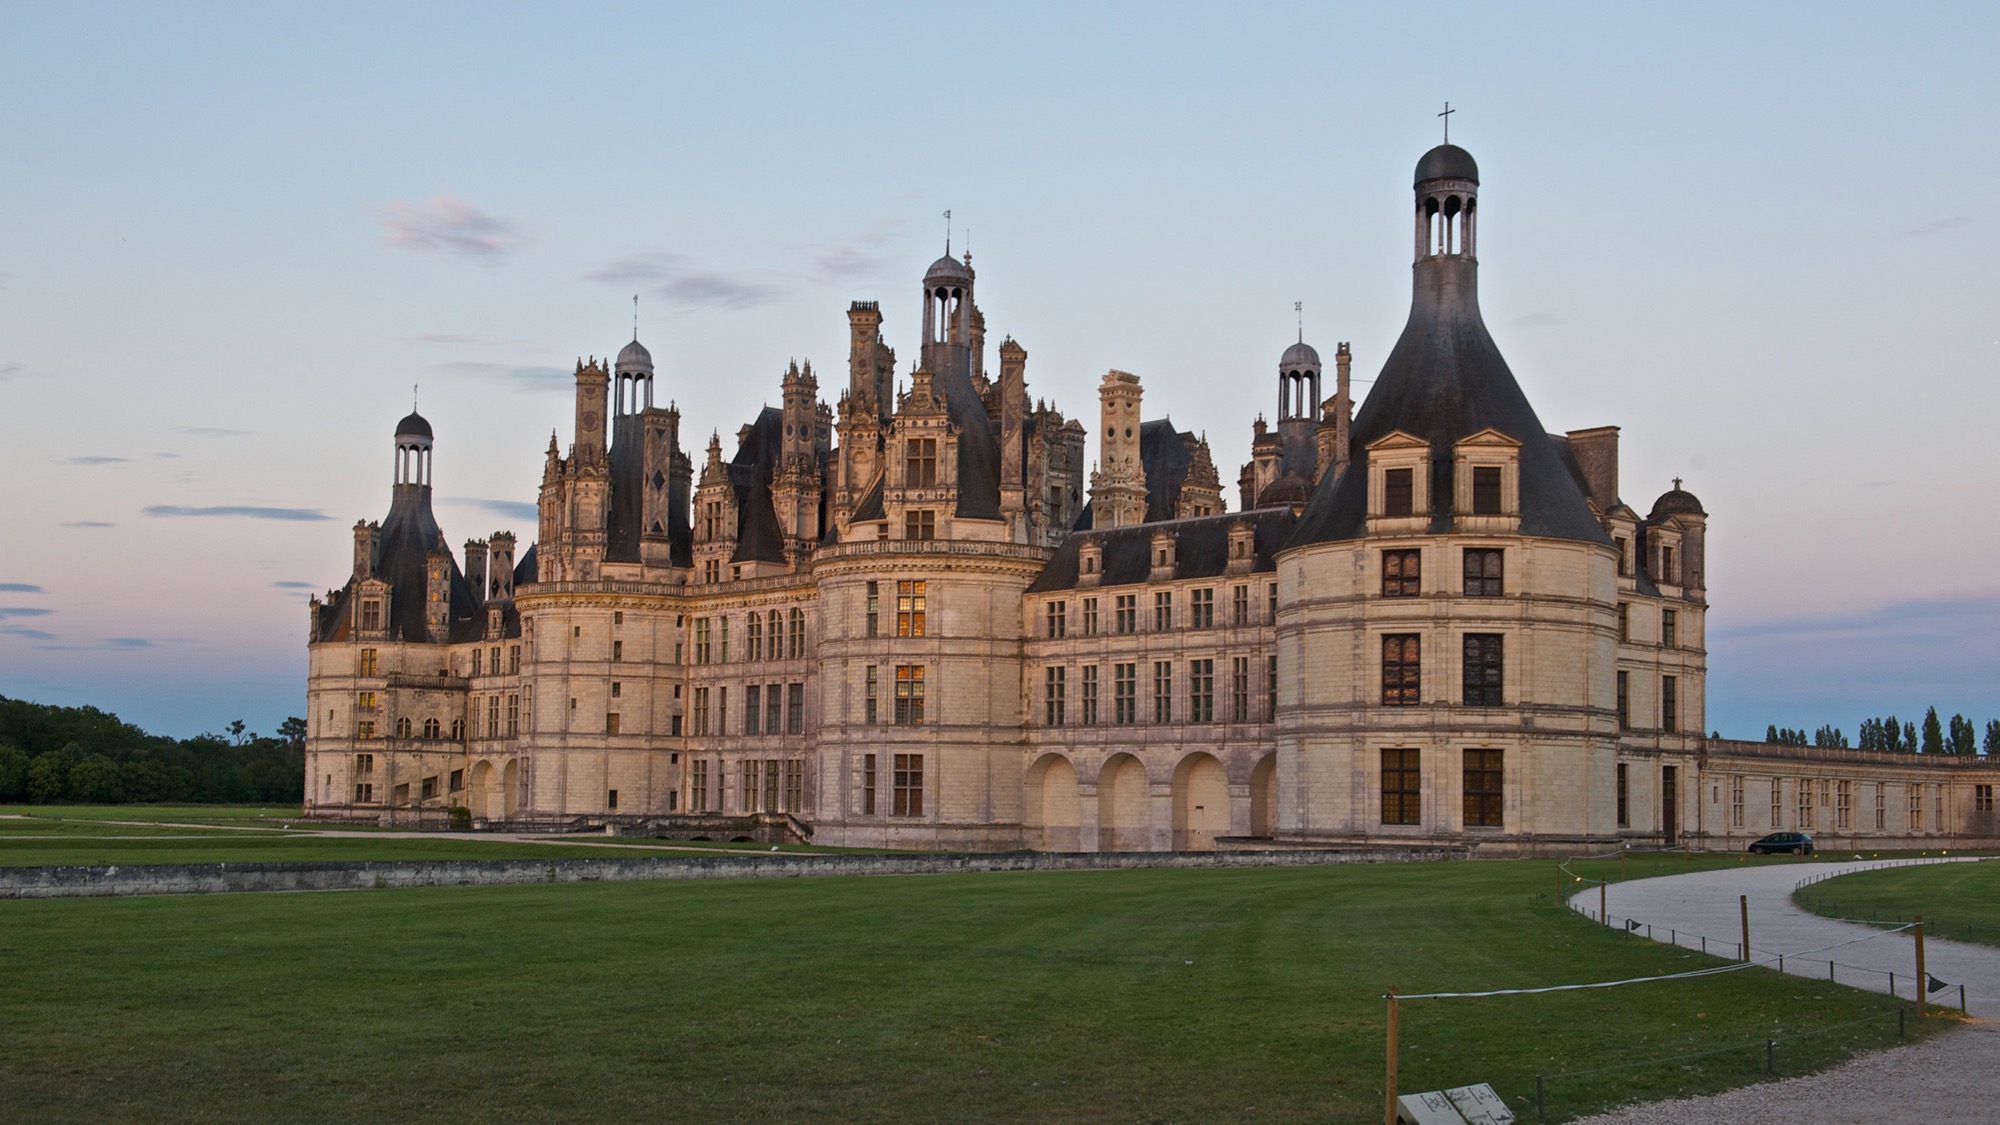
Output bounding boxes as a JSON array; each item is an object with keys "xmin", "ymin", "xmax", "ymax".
[{"xmin": 2, "ymin": 2, "xmax": 1995, "ymax": 740}]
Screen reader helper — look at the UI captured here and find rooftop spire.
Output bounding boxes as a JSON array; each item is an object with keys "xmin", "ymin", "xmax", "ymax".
[{"xmin": 1438, "ymin": 101, "xmax": 1455, "ymax": 144}]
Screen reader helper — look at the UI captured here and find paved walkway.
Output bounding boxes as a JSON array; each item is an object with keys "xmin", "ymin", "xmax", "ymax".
[
  {"xmin": 1573, "ymin": 858, "xmax": 1997, "ymax": 1010},
  {"xmin": 1564, "ymin": 858, "xmax": 2000, "ymax": 1123}
]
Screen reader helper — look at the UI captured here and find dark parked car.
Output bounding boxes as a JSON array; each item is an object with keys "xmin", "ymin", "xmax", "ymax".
[{"xmin": 1748, "ymin": 831, "xmax": 1815, "ymax": 855}]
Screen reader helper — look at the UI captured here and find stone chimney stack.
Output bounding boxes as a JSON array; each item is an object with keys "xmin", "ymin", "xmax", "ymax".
[
  {"xmin": 353, "ymin": 520, "xmax": 380, "ymax": 581},
  {"xmin": 463, "ymin": 539, "xmax": 490, "ymax": 608},
  {"xmin": 1565, "ymin": 426, "xmax": 1621, "ymax": 513}
]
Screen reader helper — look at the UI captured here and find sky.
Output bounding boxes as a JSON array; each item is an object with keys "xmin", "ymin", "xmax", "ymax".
[{"xmin": 1, "ymin": 1, "xmax": 1995, "ymax": 740}]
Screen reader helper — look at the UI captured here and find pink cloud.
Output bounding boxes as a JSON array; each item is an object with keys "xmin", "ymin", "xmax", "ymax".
[{"xmin": 379, "ymin": 195, "xmax": 525, "ymax": 258}]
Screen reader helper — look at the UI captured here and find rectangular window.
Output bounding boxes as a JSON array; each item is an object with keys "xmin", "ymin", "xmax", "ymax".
[
  {"xmin": 1190, "ymin": 588, "xmax": 1213, "ymax": 629},
  {"xmin": 1875, "ymin": 784, "xmax": 1886, "ymax": 830},
  {"xmin": 1471, "ymin": 466, "xmax": 1502, "ymax": 515},
  {"xmin": 488, "ymin": 695, "xmax": 500, "ymax": 738},
  {"xmin": 894, "ymin": 665, "xmax": 926, "ymax": 725},
  {"xmin": 420, "ymin": 775, "xmax": 439, "ymax": 801},
  {"xmin": 1115, "ymin": 595, "xmax": 1137, "ymax": 634},
  {"xmin": 1382, "ymin": 549, "xmax": 1422, "ymax": 597},
  {"xmin": 354, "ymin": 783, "xmax": 374, "ymax": 803},
  {"xmin": 897, "ymin": 580, "xmax": 926, "ymax": 637},
  {"xmin": 1463, "ymin": 549, "xmax": 1503, "ymax": 596},
  {"xmin": 742, "ymin": 761, "xmax": 759, "ymax": 813},
  {"xmin": 1381, "ymin": 749, "xmax": 1420, "ymax": 825},
  {"xmin": 1463, "ymin": 749, "xmax": 1503, "ymax": 827},
  {"xmin": 1616, "ymin": 763, "xmax": 1629, "ymax": 827},
  {"xmin": 449, "ymin": 769, "xmax": 463, "ymax": 792},
  {"xmin": 862, "ymin": 754, "xmax": 877, "ymax": 815},
  {"xmin": 784, "ymin": 760, "xmax": 803, "ymax": 812},
  {"xmin": 473, "ymin": 649, "xmax": 484, "ymax": 677},
  {"xmin": 1046, "ymin": 601, "xmax": 1067, "ymax": 638},
  {"xmin": 1616, "ymin": 671, "xmax": 1630, "ymax": 730},
  {"xmin": 1836, "ymin": 780, "xmax": 1852, "ymax": 829},
  {"xmin": 692, "ymin": 760, "xmax": 709, "ymax": 812},
  {"xmin": 789, "ymin": 608, "xmax": 806, "ymax": 658},
  {"xmin": 1382, "ymin": 634, "xmax": 1421, "ymax": 705},
  {"xmin": 1661, "ymin": 675, "xmax": 1678, "ymax": 733},
  {"xmin": 506, "ymin": 693, "xmax": 519, "ymax": 737},
  {"xmin": 692, "ymin": 687, "xmax": 709, "ymax": 735},
  {"xmin": 1152, "ymin": 661, "xmax": 1173, "ymax": 723},
  {"xmin": 1978, "ymin": 784, "xmax": 1995, "ymax": 813},
  {"xmin": 610, "ymin": 681, "xmax": 622, "ymax": 698},
  {"xmin": 694, "ymin": 619, "xmax": 711, "ymax": 664},
  {"xmin": 787, "ymin": 683, "xmax": 804, "ymax": 735},
  {"xmin": 904, "ymin": 509, "xmax": 936, "ymax": 540},
  {"xmin": 358, "ymin": 648, "xmax": 378, "ymax": 676},
  {"xmin": 1268, "ymin": 582, "xmax": 1279, "ymax": 621},
  {"xmin": 1189, "ymin": 659, "xmax": 1214, "ymax": 722},
  {"xmin": 1799, "ymin": 779, "xmax": 1814, "ymax": 829},
  {"xmin": 719, "ymin": 617, "xmax": 729, "ymax": 663},
  {"xmin": 765, "ymin": 682, "xmax": 781, "ymax": 736},
  {"xmin": 866, "ymin": 580, "xmax": 880, "ymax": 637},
  {"xmin": 745, "ymin": 685, "xmax": 761, "ymax": 734},
  {"xmin": 1153, "ymin": 591, "xmax": 1173, "ymax": 631},
  {"xmin": 1268, "ymin": 653, "xmax": 1278, "ymax": 720},
  {"xmin": 1462, "ymin": 634, "xmax": 1503, "ymax": 706},
  {"xmin": 605, "ymin": 712, "xmax": 620, "ymax": 735},
  {"xmin": 1618, "ymin": 603, "xmax": 1629, "ymax": 641},
  {"xmin": 1772, "ymin": 779, "xmax": 1784, "ymax": 828},
  {"xmin": 361, "ymin": 601, "xmax": 381, "ymax": 632},
  {"xmin": 1232, "ymin": 584, "xmax": 1250, "ymax": 625},
  {"xmin": 764, "ymin": 757, "xmax": 780, "ymax": 813},
  {"xmin": 747, "ymin": 614, "xmax": 763, "ymax": 661},
  {"xmin": 906, "ymin": 437, "xmax": 938, "ymax": 487},
  {"xmin": 1615, "ymin": 536, "xmax": 1630, "ymax": 577},
  {"xmin": 892, "ymin": 754, "xmax": 924, "ymax": 817},
  {"xmin": 509, "ymin": 645, "xmax": 521, "ymax": 674},
  {"xmin": 1231, "ymin": 656, "xmax": 1250, "ymax": 723},
  {"xmin": 1113, "ymin": 663, "xmax": 1137, "ymax": 725},
  {"xmin": 1910, "ymin": 785, "xmax": 1923, "ymax": 831},
  {"xmin": 864, "ymin": 665, "xmax": 879, "ymax": 725},
  {"xmin": 1936, "ymin": 786, "xmax": 1945, "ymax": 831},
  {"xmin": 1384, "ymin": 468, "xmax": 1414, "ymax": 517},
  {"xmin": 1731, "ymin": 775, "xmax": 1745, "ymax": 828},
  {"xmin": 1660, "ymin": 545, "xmax": 1677, "ymax": 585},
  {"xmin": 1661, "ymin": 608, "xmax": 1677, "ymax": 649},
  {"xmin": 489, "ymin": 646, "xmax": 501, "ymax": 677},
  {"xmin": 357, "ymin": 691, "xmax": 377, "ymax": 711},
  {"xmin": 354, "ymin": 753, "xmax": 374, "ymax": 775},
  {"xmin": 1082, "ymin": 597, "xmax": 1099, "ymax": 636},
  {"xmin": 1044, "ymin": 666, "xmax": 1066, "ymax": 726},
  {"xmin": 1080, "ymin": 665, "xmax": 1099, "ymax": 725}
]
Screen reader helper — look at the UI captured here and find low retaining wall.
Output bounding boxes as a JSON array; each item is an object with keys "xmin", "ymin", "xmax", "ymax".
[{"xmin": 0, "ymin": 846, "xmax": 1467, "ymax": 899}]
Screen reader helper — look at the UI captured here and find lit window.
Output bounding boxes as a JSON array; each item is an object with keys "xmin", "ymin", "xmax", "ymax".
[
  {"xmin": 897, "ymin": 581, "xmax": 926, "ymax": 637},
  {"xmin": 1463, "ymin": 750, "xmax": 1503, "ymax": 827},
  {"xmin": 1381, "ymin": 749, "xmax": 1420, "ymax": 825},
  {"xmin": 894, "ymin": 665, "xmax": 925, "ymax": 725},
  {"xmin": 1383, "ymin": 550, "xmax": 1421, "ymax": 597},
  {"xmin": 1382, "ymin": 635, "xmax": 1421, "ymax": 705}
]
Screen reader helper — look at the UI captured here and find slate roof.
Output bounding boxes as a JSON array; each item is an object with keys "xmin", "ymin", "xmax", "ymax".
[
  {"xmin": 937, "ymin": 363, "xmax": 1002, "ymax": 521},
  {"xmin": 726, "ymin": 407, "xmax": 790, "ymax": 564},
  {"xmin": 316, "ymin": 483, "xmax": 477, "ymax": 644},
  {"xmin": 1027, "ymin": 508, "xmax": 1297, "ymax": 594},
  {"xmin": 1288, "ymin": 236, "xmax": 1610, "ymax": 549},
  {"xmin": 1138, "ymin": 419, "xmax": 1193, "ymax": 523}
]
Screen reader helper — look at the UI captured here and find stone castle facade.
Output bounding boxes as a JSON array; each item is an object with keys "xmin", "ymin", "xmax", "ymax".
[{"xmin": 305, "ymin": 144, "xmax": 2000, "ymax": 853}]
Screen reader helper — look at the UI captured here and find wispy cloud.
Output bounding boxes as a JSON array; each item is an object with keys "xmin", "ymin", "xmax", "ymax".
[
  {"xmin": 412, "ymin": 333, "xmax": 476, "ymax": 345},
  {"xmin": 62, "ymin": 520, "xmax": 113, "ymax": 529},
  {"xmin": 1901, "ymin": 216, "xmax": 1973, "ymax": 238},
  {"xmin": 0, "ymin": 361, "xmax": 21, "ymax": 382},
  {"xmin": 142, "ymin": 505, "xmax": 332, "ymax": 521},
  {"xmin": 1513, "ymin": 312, "xmax": 1563, "ymax": 328},
  {"xmin": 175, "ymin": 426, "xmax": 252, "ymax": 438},
  {"xmin": 808, "ymin": 219, "xmax": 903, "ymax": 281},
  {"xmin": 432, "ymin": 360, "xmax": 570, "ymax": 394},
  {"xmin": 380, "ymin": 195, "xmax": 526, "ymax": 259},
  {"xmin": 0, "ymin": 607, "xmax": 55, "ymax": 619},
  {"xmin": 60, "ymin": 455, "xmax": 131, "ymax": 465},
  {"xmin": 586, "ymin": 251, "xmax": 780, "ymax": 310},
  {"xmin": 1715, "ymin": 592, "xmax": 2000, "ymax": 641},
  {"xmin": 0, "ymin": 626, "xmax": 56, "ymax": 641},
  {"xmin": 105, "ymin": 637, "xmax": 152, "ymax": 648},
  {"xmin": 442, "ymin": 497, "xmax": 539, "ymax": 522},
  {"xmin": 0, "ymin": 583, "xmax": 43, "ymax": 593},
  {"xmin": 272, "ymin": 581, "xmax": 316, "ymax": 590}
]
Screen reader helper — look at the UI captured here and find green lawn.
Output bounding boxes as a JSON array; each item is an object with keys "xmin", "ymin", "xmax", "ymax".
[
  {"xmin": 1794, "ymin": 859, "xmax": 2000, "ymax": 948},
  {"xmin": 0, "ymin": 804, "xmax": 302, "ymax": 824},
  {"xmin": 0, "ymin": 857, "xmax": 1942, "ymax": 1124}
]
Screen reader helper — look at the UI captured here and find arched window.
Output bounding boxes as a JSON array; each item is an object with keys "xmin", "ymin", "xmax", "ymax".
[
  {"xmin": 768, "ymin": 610, "xmax": 783, "ymax": 661},
  {"xmin": 395, "ymin": 717, "xmax": 412, "ymax": 739},
  {"xmin": 422, "ymin": 718, "xmax": 441, "ymax": 740},
  {"xmin": 788, "ymin": 608, "xmax": 806, "ymax": 658},
  {"xmin": 747, "ymin": 614, "xmax": 763, "ymax": 661},
  {"xmin": 450, "ymin": 718, "xmax": 465, "ymax": 741}
]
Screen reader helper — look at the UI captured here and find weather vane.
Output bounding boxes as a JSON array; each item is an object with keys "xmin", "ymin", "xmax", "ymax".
[
  {"xmin": 1439, "ymin": 101, "xmax": 1455, "ymax": 143},
  {"xmin": 632, "ymin": 293, "xmax": 639, "ymax": 341},
  {"xmin": 943, "ymin": 209, "xmax": 952, "ymax": 254}
]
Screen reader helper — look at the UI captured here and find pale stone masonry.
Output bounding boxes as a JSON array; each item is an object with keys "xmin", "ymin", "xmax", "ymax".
[{"xmin": 304, "ymin": 143, "xmax": 2000, "ymax": 853}]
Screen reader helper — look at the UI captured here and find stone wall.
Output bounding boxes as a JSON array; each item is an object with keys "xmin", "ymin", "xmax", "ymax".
[{"xmin": 0, "ymin": 845, "xmax": 1465, "ymax": 900}]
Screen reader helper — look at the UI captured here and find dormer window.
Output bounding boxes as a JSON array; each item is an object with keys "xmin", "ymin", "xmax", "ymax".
[
  {"xmin": 1385, "ymin": 469, "xmax": 1414, "ymax": 517},
  {"xmin": 1472, "ymin": 467, "xmax": 1502, "ymax": 515}
]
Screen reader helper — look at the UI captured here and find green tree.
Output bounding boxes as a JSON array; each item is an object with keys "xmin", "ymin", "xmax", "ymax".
[
  {"xmin": 277, "ymin": 716, "xmax": 307, "ymax": 752},
  {"xmin": 1948, "ymin": 714, "xmax": 1977, "ymax": 755},
  {"xmin": 1921, "ymin": 707, "xmax": 1944, "ymax": 754},
  {"xmin": 68, "ymin": 754, "xmax": 124, "ymax": 803},
  {"xmin": 1904, "ymin": 720, "xmax": 1918, "ymax": 753},
  {"xmin": 0, "ymin": 742, "xmax": 29, "ymax": 801},
  {"xmin": 1986, "ymin": 719, "xmax": 2000, "ymax": 756}
]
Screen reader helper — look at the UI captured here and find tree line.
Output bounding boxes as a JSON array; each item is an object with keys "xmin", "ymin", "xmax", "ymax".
[
  {"xmin": 1766, "ymin": 707, "xmax": 1999, "ymax": 755},
  {"xmin": 0, "ymin": 695, "xmax": 304, "ymax": 805}
]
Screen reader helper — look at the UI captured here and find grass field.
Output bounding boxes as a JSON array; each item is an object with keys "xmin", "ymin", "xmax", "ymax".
[
  {"xmin": 1795, "ymin": 858, "xmax": 2000, "ymax": 948},
  {"xmin": 0, "ymin": 855, "xmax": 1942, "ymax": 1124}
]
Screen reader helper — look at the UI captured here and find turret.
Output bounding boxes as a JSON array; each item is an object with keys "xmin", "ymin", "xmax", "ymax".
[
  {"xmin": 488, "ymin": 532, "xmax": 516, "ymax": 599},
  {"xmin": 1088, "ymin": 370, "xmax": 1148, "ymax": 529},
  {"xmin": 352, "ymin": 520, "xmax": 380, "ymax": 580}
]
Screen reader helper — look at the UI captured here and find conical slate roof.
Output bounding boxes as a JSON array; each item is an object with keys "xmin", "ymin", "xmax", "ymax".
[{"xmin": 1289, "ymin": 150, "xmax": 1609, "ymax": 548}]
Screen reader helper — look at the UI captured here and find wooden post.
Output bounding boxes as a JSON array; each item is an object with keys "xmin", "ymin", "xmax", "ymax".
[
  {"xmin": 1384, "ymin": 989, "xmax": 1400, "ymax": 1125},
  {"xmin": 1914, "ymin": 916, "xmax": 1927, "ymax": 1018},
  {"xmin": 1599, "ymin": 879, "xmax": 1607, "ymax": 927},
  {"xmin": 1740, "ymin": 895, "xmax": 1751, "ymax": 964}
]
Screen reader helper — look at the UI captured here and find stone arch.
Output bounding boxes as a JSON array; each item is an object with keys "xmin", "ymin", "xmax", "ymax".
[
  {"xmin": 501, "ymin": 758, "xmax": 519, "ymax": 814},
  {"xmin": 1097, "ymin": 753, "xmax": 1150, "ymax": 852},
  {"xmin": 1171, "ymin": 752, "xmax": 1230, "ymax": 852},
  {"xmin": 1024, "ymin": 753, "xmax": 1081, "ymax": 852},
  {"xmin": 468, "ymin": 760, "xmax": 496, "ymax": 820},
  {"xmin": 1249, "ymin": 752, "xmax": 1278, "ymax": 838}
]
